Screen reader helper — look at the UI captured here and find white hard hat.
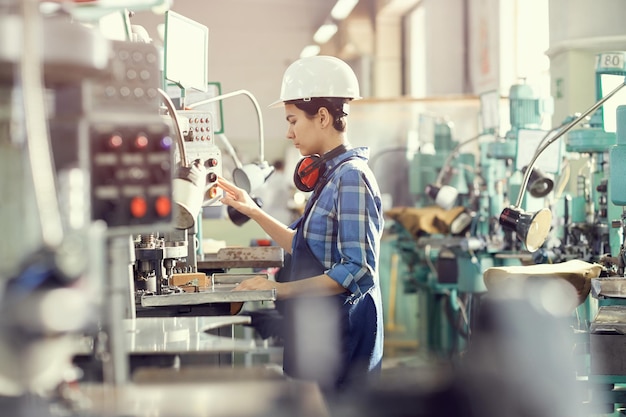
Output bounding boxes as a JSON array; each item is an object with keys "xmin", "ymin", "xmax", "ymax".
[{"xmin": 270, "ymin": 55, "xmax": 361, "ymax": 107}]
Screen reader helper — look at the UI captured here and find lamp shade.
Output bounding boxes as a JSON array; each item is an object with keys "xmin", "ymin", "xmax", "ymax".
[
  {"xmin": 227, "ymin": 197, "xmax": 263, "ymax": 226},
  {"xmin": 522, "ymin": 166, "xmax": 554, "ymax": 198},
  {"xmin": 499, "ymin": 206, "xmax": 552, "ymax": 252},
  {"xmin": 425, "ymin": 184, "xmax": 458, "ymax": 210},
  {"xmin": 233, "ymin": 162, "xmax": 275, "ymax": 193}
]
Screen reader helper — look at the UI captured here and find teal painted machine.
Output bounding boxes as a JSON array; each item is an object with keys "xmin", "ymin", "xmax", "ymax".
[
  {"xmin": 549, "ymin": 52, "xmax": 626, "ymax": 265},
  {"xmin": 565, "ymin": 51, "xmax": 626, "ymax": 416},
  {"xmin": 488, "ymin": 82, "xmax": 555, "ymax": 228},
  {"xmin": 403, "ymin": 120, "xmax": 481, "ymax": 357},
  {"xmin": 588, "ymin": 104, "xmax": 626, "ymax": 417},
  {"xmin": 389, "ymin": 87, "xmax": 554, "ymax": 358}
]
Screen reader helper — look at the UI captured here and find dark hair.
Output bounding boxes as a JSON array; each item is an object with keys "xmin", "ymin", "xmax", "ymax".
[{"xmin": 286, "ymin": 97, "xmax": 350, "ymax": 132}]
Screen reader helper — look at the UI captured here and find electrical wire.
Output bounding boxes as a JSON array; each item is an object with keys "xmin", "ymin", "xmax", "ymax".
[
  {"xmin": 186, "ymin": 89, "xmax": 266, "ymax": 162},
  {"xmin": 157, "ymin": 88, "xmax": 188, "ymax": 167},
  {"xmin": 553, "ymin": 160, "xmax": 571, "ymax": 200},
  {"xmin": 435, "ymin": 133, "xmax": 485, "ymax": 186},
  {"xmin": 369, "ymin": 146, "xmax": 408, "ymax": 168},
  {"xmin": 455, "ymin": 292, "xmax": 471, "ymax": 336},
  {"xmin": 215, "ymin": 133, "xmax": 243, "ymax": 169},
  {"xmin": 423, "ymin": 244, "xmax": 438, "ymax": 278}
]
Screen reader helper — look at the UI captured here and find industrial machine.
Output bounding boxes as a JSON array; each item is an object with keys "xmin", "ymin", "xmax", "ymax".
[
  {"xmin": 483, "ymin": 51, "xmax": 626, "ymax": 415},
  {"xmin": 575, "ymin": 51, "xmax": 626, "ymax": 415},
  {"xmin": 0, "ymin": 0, "xmax": 157, "ymax": 412},
  {"xmin": 0, "ymin": 2, "xmax": 283, "ymax": 415},
  {"xmin": 540, "ymin": 52, "xmax": 626, "ymax": 268},
  {"xmin": 386, "ymin": 82, "xmax": 557, "ymax": 358},
  {"xmin": 387, "ymin": 119, "xmax": 485, "ymax": 357}
]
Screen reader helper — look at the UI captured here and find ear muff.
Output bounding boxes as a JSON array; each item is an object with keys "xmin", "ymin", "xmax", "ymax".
[
  {"xmin": 293, "ymin": 155, "xmax": 324, "ymax": 192},
  {"xmin": 293, "ymin": 144, "xmax": 347, "ymax": 192}
]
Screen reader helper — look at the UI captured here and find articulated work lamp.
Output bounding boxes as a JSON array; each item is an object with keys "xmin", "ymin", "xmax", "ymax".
[
  {"xmin": 186, "ymin": 89, "xmax": 274, "ymax": 193},
  {"xmin": 233, "ymin": 161, "xmax": 275, "ymax": 194},
  {"xmin": 521, "ymin": 165, "xmax": 554, "ymax": 198},
  {"xmin": 160, "ymin": 88, "xmax": 275, "ymax": 227},
  {"xmin": 425, "ymin": 133, "xmax": 483, "ymax": 210},
  {"xmin": 186, "ymin": 90, "xmax": 275, "ymax": 225},
  {"xmin": 499, "ymin": 77, "xmax": 626, "ymax": 252}
]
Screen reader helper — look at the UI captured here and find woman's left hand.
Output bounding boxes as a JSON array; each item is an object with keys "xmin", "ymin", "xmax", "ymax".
[{"xmin": 234, "ymin": 276, "xmax": 284, "ymax": 297}]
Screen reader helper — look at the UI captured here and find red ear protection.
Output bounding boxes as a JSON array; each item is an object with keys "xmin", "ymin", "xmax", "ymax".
[
  {"xmin": 293, "ymin": 145, "xmax": 347, "ymax": 192},
  {"xmin": 294, "ymin": 155, "xmax": 324, "ymax": 192}
]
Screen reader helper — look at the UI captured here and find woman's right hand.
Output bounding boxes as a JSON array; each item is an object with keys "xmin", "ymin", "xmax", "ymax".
[{"xmin": 216, "ymin": 176, "xmax": 260, "ymax": 217}]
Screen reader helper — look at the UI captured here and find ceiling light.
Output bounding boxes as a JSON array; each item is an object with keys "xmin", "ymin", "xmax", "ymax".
[
  {"xmin": 300, "ymin": 45, "xmax": 321, "ymax": 58},
  {"xmin": 313, "ymin": 22, "xmax": 338, "ymax": 44},
  {"xmin": 331, "ymin": 0, "xmax": 359, "ymax": 20}
]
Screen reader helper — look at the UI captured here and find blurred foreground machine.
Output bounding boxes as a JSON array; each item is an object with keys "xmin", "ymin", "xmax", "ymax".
[{"xmin": 0, "ymin": 3, "xmax": 291, "ymax": 417}]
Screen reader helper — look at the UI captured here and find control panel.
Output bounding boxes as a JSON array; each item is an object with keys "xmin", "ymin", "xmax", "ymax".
[
  {"xmin": 176, "ymin": 109, "xmax": 222, "ymax": 206},
  {"xmin": 49, "ymin": 40, "xmax": 174, "ymax": 232},
  {"xmin": 90, "ymin": 119, "xmax": 173, "ymax": 228}
]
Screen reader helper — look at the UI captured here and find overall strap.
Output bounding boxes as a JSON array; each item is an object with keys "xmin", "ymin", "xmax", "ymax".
[{"xmin": 301, "ymin": 155, "xmax": 357, "ymax": 220}]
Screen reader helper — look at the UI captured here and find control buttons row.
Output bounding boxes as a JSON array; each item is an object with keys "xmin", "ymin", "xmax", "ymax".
[
  {"xmin": 183, "ymin": 111, "xmax": 213, "ymax": 142},
  {"xmin": 117, "ymin": 49, "xmax": 158, "ymax": 65},
  {"xmin": 102, "ymin": 133, "xmax": 173, "ymax": 152},
  {"xmin": 130, "ymin": 195, "xmax": 171, "ymax": 219},
  {"xmin": 126, "ymin": 69, "xmax": 152, "ymax": 82},
  {"xmin": 104, "ymin": 86, "xmax": 158, "ymax": 100}
]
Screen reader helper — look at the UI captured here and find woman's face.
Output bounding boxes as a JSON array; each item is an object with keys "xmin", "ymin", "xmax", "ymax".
[{"xmin": 284, "ymin": 103, "xmax": 322, "ymax": 156}]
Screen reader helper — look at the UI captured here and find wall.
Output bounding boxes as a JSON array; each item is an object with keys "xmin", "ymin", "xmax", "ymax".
[
  {"xmin": 406, "ymin": 0, "xmax": 466, "ymax": 97},
  {"xmin": 547, "ymin": 0, "xmax": 626, "ymax": 125}
]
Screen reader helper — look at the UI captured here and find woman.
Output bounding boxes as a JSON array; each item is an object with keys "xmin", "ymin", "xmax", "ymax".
[{"xmin": 217, "ymin": 55, "xmax": 384, "ymax": 393}]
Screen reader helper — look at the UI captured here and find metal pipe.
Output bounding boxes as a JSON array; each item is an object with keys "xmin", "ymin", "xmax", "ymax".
[{"xmin": 20, "ymin": 0, "xmax": 64, "ymax": 248}]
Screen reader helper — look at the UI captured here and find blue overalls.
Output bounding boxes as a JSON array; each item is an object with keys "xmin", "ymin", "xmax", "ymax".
[{"xmin": 277, "ymin": 159, "xmax": 384, "ymax": 393}]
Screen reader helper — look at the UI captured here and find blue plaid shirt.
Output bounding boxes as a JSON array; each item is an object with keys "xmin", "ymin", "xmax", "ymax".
[{"xmin": 298, "ymin": 146, "xmax": 384, "ymax": 300}]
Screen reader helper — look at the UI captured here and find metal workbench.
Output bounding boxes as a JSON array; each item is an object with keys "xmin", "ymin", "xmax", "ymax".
[
  {"xmin": 75, "ymin": 315, "xmax": 271, "ymax": 381},
  {"xmin": 137, "ymin": 246, "xmax": 283, "ymax": 316}
]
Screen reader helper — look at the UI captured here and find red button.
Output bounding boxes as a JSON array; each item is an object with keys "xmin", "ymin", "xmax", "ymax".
[
  {"xmin": 135, "ymin": 134, "xmax": 149, "ymax": 149},
  {"xmin": 130, "ymin": 197, "xmax": 147, "ymax": 218},
  {"xmin": 108, "ymin": 134, "xmax": 123, "ymax": 149},
  {"xmin": 155, "ymin": 196, "xmax": 171, "ymax": 217},
  {"xmin": 207, "ymin": 185, "xmax": 219, "ymax": 199}
]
